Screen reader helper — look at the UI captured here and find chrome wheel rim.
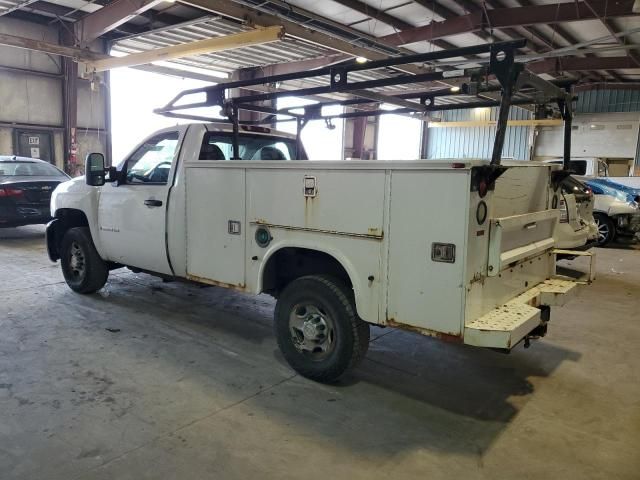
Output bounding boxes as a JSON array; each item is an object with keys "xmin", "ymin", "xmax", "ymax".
[
  {"xmin": 69, "ymin": 242, "xmax": 86, "ymax": 279},
  {"xmin": 289, "ymin": 303, "xmax": 336, "ymax": 361},
  {"xmin": 596, "ymin": 218, "xmax": 609, "ymax": 243}
]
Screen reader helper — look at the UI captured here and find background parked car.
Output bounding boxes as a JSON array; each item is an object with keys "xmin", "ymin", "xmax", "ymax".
[
  {"xmin": 0, "ymin": 156, "xmax": 70, "ymax": 228},
  {"xmin": 582, "ymin": 178, "xmax": 640, "ymax": 246}
]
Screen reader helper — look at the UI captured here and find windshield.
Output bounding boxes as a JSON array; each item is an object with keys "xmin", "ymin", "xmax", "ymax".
[
  {"xmin": 0, "ymin": 160, "xmax": 67, "ymax": 177},
  {"xmin": 199, "ymin": 132, "xmax": 305, "ymax": 161}
]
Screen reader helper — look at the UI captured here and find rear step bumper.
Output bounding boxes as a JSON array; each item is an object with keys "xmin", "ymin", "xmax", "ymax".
[
  {"xmin": 463, "ymin": 248, "xmax": 595, "ymax": 350},
  {"xmin": 464, "ymin": 278, "xmax": 578, "ymax": 349}
]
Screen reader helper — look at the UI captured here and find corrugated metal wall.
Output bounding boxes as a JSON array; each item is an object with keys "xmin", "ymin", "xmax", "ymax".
[
  {"xmin": 576, "ymin": 89, "xmax": 640, "ymax": 113},
  {"xmin": 426, "ymin": 106, "xmax": 532, "ymax": 160}
]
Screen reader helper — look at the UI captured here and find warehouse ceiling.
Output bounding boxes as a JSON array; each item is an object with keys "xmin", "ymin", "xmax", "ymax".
[{"xmin": 2, "ymin": 0, "xmax": 640, "ymax": 94}]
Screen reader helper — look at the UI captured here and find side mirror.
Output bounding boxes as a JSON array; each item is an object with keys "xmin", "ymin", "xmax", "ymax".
[{"xmin": 85, "ymin": 153, "xmax": 106, "ymax": 186}]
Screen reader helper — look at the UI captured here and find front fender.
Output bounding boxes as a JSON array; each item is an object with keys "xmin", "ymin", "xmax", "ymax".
[{"xmin": 51, "ymin": 177, "xmax": 104, "ymax": 257}]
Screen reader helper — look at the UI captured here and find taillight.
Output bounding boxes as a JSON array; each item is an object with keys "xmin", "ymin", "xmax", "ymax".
[
  {"xmin": 0, "ymin": 187, "xmax": 23, "ymax": 197},
  {"xmin": 559, "ymin": 197, "xmax": 569, "ymax": 223}
]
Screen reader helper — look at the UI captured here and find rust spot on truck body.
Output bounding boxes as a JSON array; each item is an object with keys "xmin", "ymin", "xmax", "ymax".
[
  {"xmin": 387, "ymin": 319, "xmax": 463, "ymax": 343},
  {"xmin": 186, "ymin": 274, "xmax": 246, "ymax": 292},
  {"xmin": 304, "ymin": 196, "xmax": 313, "ymax": 227}
]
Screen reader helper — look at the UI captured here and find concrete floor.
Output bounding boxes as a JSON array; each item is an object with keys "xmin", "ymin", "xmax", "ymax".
[{"xmin": 0, "ymin": 226, "xmax": 638, "ymax": 480}]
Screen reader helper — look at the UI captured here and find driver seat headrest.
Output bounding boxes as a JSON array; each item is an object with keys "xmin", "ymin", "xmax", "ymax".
[
  {"xmin": 200, "ymin": 144, "xmax": 226, "ymax": 160},
  {"xmin": 253, "ymin": 146, "xmax": 287, "ymax": 160}
]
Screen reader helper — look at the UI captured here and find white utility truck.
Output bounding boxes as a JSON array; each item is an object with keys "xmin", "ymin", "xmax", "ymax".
[{"xmin": 46, "ymin": 41, "xmax": 590, "ymax": 382}]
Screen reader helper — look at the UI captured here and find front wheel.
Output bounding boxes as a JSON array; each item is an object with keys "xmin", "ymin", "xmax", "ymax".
[
  {"xmin": 60, "ymin": 227, "xmax": 109, "ymax": 293},
  {"xmin": 274, "ymin": 275, "xmax": 370, "ymax": 383},
  {"xmin": 594, "ymin": 213, "xmax": 615, "ymax": 247}
]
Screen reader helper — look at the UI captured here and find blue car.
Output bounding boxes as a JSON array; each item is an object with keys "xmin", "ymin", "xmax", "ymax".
[{"xmin": 586, "ymin": 178, "xmax": 640, "ymax": 202}]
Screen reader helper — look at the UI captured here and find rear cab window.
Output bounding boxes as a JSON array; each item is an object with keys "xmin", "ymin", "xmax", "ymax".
[{"xmin": 198, "ymin": 132, "xmax": 306, "ymax": 161}]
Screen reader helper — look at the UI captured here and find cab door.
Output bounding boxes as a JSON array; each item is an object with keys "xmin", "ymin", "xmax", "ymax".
[{"xmin": 97, "ymin": 129, "xmax": 183, "ymax": 275}]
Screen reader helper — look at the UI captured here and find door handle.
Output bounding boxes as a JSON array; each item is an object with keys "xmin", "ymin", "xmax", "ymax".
[{"xmin": 144, "ymin": 199, "xmax": 163, "ymax": 207}]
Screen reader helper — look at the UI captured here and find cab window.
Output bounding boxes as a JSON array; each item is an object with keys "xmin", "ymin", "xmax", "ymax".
[
  {"xmin": 126, "ymin": 132, "xmax": 179, "ymax": 184},
  {"xmin": 568, "ymin": 160, "xmax": 587, "ymax": 175},
  {"xmin": 198, "ymin": 132, "xmax": 305, "ymax": 161},
  {"xmin": 597, "ymin": 160, "xmax": 609, "ymax": 177}
]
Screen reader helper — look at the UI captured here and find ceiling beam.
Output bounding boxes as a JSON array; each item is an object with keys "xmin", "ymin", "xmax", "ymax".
[
  {"xmin": 83, "ymin": 25, "xmax": 284, "ymax": 73},
  {"xmin": 336, "ymin": 0, "xmax": 411, "ymax": 32},
  {"xmin": 488, "ymin": 0, "xmax": 608, "ymax": 82},
  {"xmin": 526, "ymin": 56, "xmax": 639, "ymax": 74},
  {"xmin": 0, "ymin": 32, "xmax": 99, "ymax": 61},
  {"xmin": 74, "ymin": 0, "xmax": 165, "ymax": 46},
  {"xmin": 335, "ymin": 0, "xmax": 492, "ymax": 59},
  {"xmin": 250, "ymin": 54, "xmax": 347, "ymax": 76},
  {"xmin": 583, "ymin": 0, "xmax": 640, "ymax": 68},
  {"xmin": 180, "ymin": 0, "xmax": 427, "ymax": 76},
  {"xmin": 0, "ymin": 0, "xmax": 39, "ymax": 18},
  {"xmin": 7, "ymin": 1, "xmax": 144, "ymax": 37},
  {"xmin": 379, "ymin": 0, "xmax": 640, "ymax": 46},
  {"xmin": 453, "ymin": 0, "xmax": 549, "ymax": 51}
]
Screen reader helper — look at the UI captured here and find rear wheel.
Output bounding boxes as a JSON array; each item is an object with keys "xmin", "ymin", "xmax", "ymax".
[
  {"xmin": 60, "ymin": 227, "xmax": 109, "ymax": 293},
  {"xmin": 274, "ymin": 275, "xmax": 369, "ymax": 383},
  {"xmin": 594, "ymin": 213, "xmax": 615, "ymax": 247}
]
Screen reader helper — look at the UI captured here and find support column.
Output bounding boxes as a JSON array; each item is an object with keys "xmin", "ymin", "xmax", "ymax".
[
  {"xmin": 344, "ymin": 111, "xmax": 378, "ymax": 160},
  {"xmin": 351, "ymin": 116, "xmax": 367, "ymax": 159},
  {"xmin": 104, "ymin": 69, "xmax": 113, "ymax": 167},
  {"xmin": 420, "ymin": 120, "xmax": 429, "ymax": 159},
  {"xmin": 62, "ymin": 51, "xmax": 78, "ymax": 175},
  {"xmin": 232, "ymin": 67, "xmax": 275, "ymax": 124}
]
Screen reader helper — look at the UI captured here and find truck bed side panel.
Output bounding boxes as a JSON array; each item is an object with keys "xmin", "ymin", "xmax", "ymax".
[{"xmin": 386, "ymin": 170, "xmax": 470, "ymax": 336}]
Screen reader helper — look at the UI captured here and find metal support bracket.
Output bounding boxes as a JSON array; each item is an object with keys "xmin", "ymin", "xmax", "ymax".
[{"xmin": 553, "ymin": 248, "xmax": 596, "ymax": 284}]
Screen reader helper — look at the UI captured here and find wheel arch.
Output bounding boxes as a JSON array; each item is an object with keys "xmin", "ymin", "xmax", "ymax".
[
  {"xmin": 48, "ymin": 208, "xmax": 91, "ymax": 260},
  {"xmin": 257, "ymin": 243, "xmax": 369, "ymax": 320}
]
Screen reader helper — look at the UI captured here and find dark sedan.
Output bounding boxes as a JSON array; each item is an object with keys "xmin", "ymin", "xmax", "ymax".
[{"xmin": 0, "ymin": 156, "xmax": 70, "ymax": 228}]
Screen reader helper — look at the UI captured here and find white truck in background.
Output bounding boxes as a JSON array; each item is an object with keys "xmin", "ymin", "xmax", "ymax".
[
  {"xmin": 557, "ymin": 157, "xmax": 640, "ymax": 188},
  {"xmin": 46, "ymin": 123, "xmax": 587, "ymax": 382}
]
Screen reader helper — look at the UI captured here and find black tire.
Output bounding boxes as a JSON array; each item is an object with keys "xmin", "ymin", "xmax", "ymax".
[
  {"xmin": 60, "ymin": 227, "xmax": 109, "ymax": 293},
  {"xmin": 594, "ymin": 212, "xmax": 615, "ymax": 247},
  {"xmin": 274, "ymin": 275, "xmax": 370, "ymax": 383}
]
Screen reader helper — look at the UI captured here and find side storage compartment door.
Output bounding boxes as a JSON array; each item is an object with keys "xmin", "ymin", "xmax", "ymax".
[
  {"xmin": 185, "ymin": 166, "xmax": 246, "ymax": 288},
  {"xmin": 386, "ymin": 170, "xmax": 470, "ymax": 336}
]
